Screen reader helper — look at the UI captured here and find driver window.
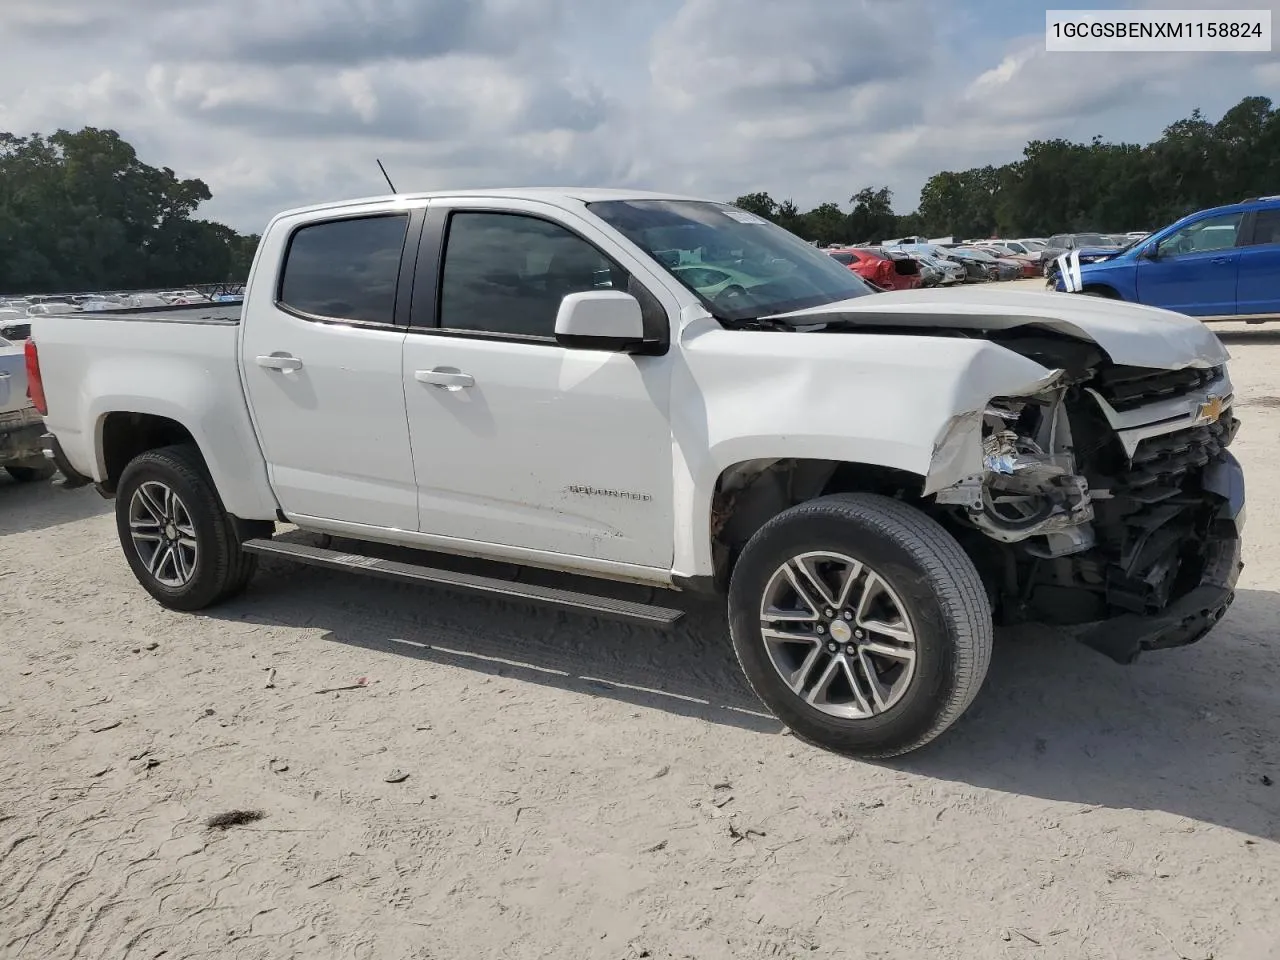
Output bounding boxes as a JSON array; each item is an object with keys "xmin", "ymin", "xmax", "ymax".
[
  {"xmin": 1156, "ymin": 213, "xmax": 1243, "ymax": 257},
  {"xmin": 439, "ymin": 212, "xmax": 627, "ymax": 338}
]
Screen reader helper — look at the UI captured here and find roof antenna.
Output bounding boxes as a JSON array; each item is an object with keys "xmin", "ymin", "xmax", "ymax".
[{"xmin": 376, "ymin": 158, "xmax": 397, "ymax": 194}]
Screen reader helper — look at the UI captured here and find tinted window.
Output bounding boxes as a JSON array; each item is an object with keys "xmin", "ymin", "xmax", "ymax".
[
  {"xmin": 828, "ymin": 252, "xmax": 855, "ymax": 265},
  {"xmin": 279, "ymin": 215, "xmax": 408, "ymax": 323},
  {"xmin": 1157, "ymin": 213, "xmax": 1244, "ymax": 257},
  {"xmin": 438, "ymin": 213, "xmax": 625, "ymax": 338},
  {"xmin": 1048, "ymin": 235, "xmax": 1068, "ymax": 247},
  {"xmin": 1247, "ymin": 208, "xmax": 1280, "ymax": 246}
]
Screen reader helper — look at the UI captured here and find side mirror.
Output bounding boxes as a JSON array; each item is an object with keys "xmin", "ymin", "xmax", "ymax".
[
  {"xmin": 1141, "ymin": 245, "xmax": 1160, "ymax": 261},
  {"xmin": 554, "ymin": 290, "xmax": 646, "ymax": 351}
]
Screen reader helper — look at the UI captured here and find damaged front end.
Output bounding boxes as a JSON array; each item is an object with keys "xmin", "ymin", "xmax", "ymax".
[{"xmin": 933, "ymin": 358, "xmax": 1244, "ymax": 664}]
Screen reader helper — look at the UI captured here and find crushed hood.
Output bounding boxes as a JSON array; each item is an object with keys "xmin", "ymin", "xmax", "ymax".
[{"xmin": 765, "ymin": 287, "xmax": 1228, "ymax": 370}]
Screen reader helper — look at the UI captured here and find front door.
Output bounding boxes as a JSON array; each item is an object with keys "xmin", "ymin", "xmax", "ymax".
[
  {"xmin": 402, "ymin": 201, "xmax": 675, "ymax": 569},
  {"xmin": 240, "ymin": 208, "xmax": 419, "ymax": 530},
  {"xmin": 1136, "ymin": 211, "xmax": 1243, "ymax": 316}
]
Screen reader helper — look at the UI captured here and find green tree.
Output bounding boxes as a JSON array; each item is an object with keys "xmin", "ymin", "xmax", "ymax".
[
  {"xmin": 0, "ymin": 126, "xmax": 255, "ymax": 294},
  {"xmin": 801, "ymin": 202, "xmax": 848, "ymax": 246},
  {"xmin": 732, "ymin": 192, "xmax": 779, "ymax": 221},
  {"xmin": 847, "ymin": 187, "xmax": 896, "ymax": 242}
]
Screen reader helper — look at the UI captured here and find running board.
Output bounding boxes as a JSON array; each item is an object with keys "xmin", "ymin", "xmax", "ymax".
[{"xmin": 240, "ymin": 538, "xmax": 685, "ymax": 627}]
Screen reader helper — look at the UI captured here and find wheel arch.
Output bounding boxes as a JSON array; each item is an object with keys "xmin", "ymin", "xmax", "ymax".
[
  {"xmin": 97, "ymin": 411, "xmax": 200, "ymax": 493},
  {"xmin": 87, "ymin": 397, "xmax": 279, "ymax": 519},
  {"xmin": 701, "ymin": 457, "xmax": 928, "ymax": 593},
  {"xmin": 1080, "ymin": 283, "xmax": 1122, "ymax": 299}
]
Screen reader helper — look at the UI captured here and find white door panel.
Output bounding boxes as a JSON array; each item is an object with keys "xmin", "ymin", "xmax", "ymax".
[
  {"xmin": 239, "ymin": 210, "xmax": 418, "ymax": 529},
  {"xmin": 242, "ymin": 315, "xmax": 414, "ymax": 527},
  {"xmin": 404, "ymin": 336, "xmax": 673, "ymax": 566}
]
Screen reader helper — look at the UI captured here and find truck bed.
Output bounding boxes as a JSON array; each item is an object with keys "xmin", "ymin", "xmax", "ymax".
[
  {"xmin": 71, "ymin": 302, "xmax": 242, "ymax": 325},
  {"xmin": 30, "ymin": 301, "xmax": 279, "ymax": 520}
]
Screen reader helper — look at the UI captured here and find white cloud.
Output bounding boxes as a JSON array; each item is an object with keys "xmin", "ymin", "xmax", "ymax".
[{"xmin": 1, "ymin": 0, "xmax": 1276, "ymax": 231}]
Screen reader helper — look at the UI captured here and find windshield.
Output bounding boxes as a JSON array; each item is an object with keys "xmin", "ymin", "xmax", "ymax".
[
  {"xmin": 1075, "ymin": 233, "xmax": 1116, "ymax": 247},
  {"xmin": 588, "ymin": 199, "xmax": 874, "ymax": 322}
]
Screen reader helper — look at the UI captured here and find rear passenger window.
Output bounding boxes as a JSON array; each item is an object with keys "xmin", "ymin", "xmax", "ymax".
[
  {"xmin": 1247, "ymin": 209, "xmax": 1280, "ymax": 246},
  {"xmin": 438, "ymin": 212, "xmax": 626, "ymax": 338},
  {"xmin": 278, "ymin": 214, "xmax": 409, "ymax": 324}
]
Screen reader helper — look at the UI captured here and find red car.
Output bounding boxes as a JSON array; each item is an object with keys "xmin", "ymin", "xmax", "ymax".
[{"xmin": 828, "ymin": 247, "xmax": 922, "ymax": 291}]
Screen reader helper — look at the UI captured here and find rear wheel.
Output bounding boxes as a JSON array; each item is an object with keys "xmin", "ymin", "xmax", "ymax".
[
  {"xmin": 728, "ymin": 493, "xmax": 993, "ymax": 758},
  {"xmin": 115, "ymin": 444, "xmax": 258, "ymax": 610}
]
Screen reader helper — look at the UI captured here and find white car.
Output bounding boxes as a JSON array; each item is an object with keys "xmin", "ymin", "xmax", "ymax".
[{"xmin": 29, "ymin": 188, "xmax": 1244, "ymax": 757}]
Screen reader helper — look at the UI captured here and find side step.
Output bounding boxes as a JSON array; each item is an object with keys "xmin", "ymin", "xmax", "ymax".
[{"xmin": 241, "ymin": 538, "xmax": 685, "ymax": 627}]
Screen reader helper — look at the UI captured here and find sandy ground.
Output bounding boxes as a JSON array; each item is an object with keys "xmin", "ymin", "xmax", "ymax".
[{"xmin": 2, "ymin": 294, "xmax": 1279, "ymax": 960}]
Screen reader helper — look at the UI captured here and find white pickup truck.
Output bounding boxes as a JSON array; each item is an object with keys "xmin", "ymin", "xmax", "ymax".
[{"xmin": 29, "ymin": 189, "xmax": 1245, "ymax": 757}]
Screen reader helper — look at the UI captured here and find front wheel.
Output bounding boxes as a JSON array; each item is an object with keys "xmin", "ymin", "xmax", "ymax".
[
  {"xmin": 115, "ymin": 444, "xmax": 258, "ymax": 611},
  {"xmin": 728, "ymin": 493, "xmax": 993, "ymax": 758}
]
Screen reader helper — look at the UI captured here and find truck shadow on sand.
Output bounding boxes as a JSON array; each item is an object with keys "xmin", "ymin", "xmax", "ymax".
[
  {"xmin": 0, "ymin": 473, "xmax": 111, "ymax": 536},
  {"xmin": 213, "ymin": 534, "xmax": 1280, "ymax": 840}
]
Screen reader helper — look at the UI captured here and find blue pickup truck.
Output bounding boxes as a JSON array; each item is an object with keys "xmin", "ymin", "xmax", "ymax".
[{"xmin": 1054, "ymin": 196, "xmax": 1280, "ymax": 321}]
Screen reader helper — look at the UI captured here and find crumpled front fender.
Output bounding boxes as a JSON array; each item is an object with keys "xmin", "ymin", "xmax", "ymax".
[{"xmin": 922, "ymin": 366, "xmax": 1066, "ymax": 496}]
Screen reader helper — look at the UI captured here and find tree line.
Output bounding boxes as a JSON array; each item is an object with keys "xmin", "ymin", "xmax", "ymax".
[
  {"xmin": 734, "ymin": 95, "xmax": 1280, "ymax": 245},
  {"xmin": 4, "ymin": 96, "xmax": 1277, "ymax": 293},
  {"xmin": 0, "ymin": 127, "xmax": 258, "ymax": 295}
]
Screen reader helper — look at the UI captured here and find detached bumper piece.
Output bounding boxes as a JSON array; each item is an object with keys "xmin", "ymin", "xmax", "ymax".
[{"xmin": 1079, "ymin": 450, "xmax": 1245, "ymax": 665}]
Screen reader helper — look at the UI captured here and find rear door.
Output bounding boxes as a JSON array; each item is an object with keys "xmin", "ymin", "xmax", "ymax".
[
  {"xmin": 1135, "ymin": 211, "xmax": 1243, "ymax": 316},
  {"xmin": 1237, "ymin": 206, "xmax": 1280, "ymax": 317},
  {"xmin": 239, "ymin": 204, "xmax": 424, "ymax": 529}
]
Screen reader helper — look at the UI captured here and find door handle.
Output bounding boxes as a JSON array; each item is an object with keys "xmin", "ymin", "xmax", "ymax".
[
  {"xmin": 415, "ymin": 368, "xmax": 474, "ymax": 391},
  {"xmin": 1211, "ymin": 257, "xmax": 1232, "ymax": 264},
  {"xmin": 256, "ymin": 354, "xmax": 303, "ymax": 372}
]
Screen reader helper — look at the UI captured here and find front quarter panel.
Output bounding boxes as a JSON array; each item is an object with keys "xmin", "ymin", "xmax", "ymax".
[{"xmin": 669, "ymin": 323, "xmax": 1058, "ymax": 577}]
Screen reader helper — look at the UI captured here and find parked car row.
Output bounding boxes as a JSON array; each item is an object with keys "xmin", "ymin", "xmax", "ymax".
[
  {"xmin": 829, "ymin": 240, "xmax": 1043, "ymax": 287},
  {"xmin": 0, "ymin": 289, "xmax": 244, "ymax": 340}
]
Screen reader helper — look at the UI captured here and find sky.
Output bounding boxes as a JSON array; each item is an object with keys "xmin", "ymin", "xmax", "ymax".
[{"xmin": 1, "ymin": 0, "xmax": 1277, "ymax": 233}]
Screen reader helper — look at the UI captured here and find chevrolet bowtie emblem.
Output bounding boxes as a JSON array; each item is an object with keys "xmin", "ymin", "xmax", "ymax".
[{"xmin": 1195, "ymin": 395, "xmax": 1225, "ymax": 425}]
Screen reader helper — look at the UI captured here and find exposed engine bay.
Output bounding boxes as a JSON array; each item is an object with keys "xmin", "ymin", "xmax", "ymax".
[{"xmin": 934, "ymin": 334, "xmax": 1244, "ymax": 664}]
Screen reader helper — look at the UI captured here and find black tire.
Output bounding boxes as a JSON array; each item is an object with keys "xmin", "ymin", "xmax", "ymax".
[
  {"xmin": 5, "ymin": 460, "xmax": 56, "ymax": 483},
  {"xmin": 1080, "ymin": 288, "xmax": 1115, "ymax": 298},
  {"xmin": 115, "ymin": 444, "xmax": 257, "ymax": 611},
  {"xmin": 728, "ymin": 493, "xmax": 993, "ymax": 758}
]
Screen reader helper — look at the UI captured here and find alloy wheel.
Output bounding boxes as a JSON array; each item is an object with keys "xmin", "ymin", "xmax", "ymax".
[
  {"xmin": 759, "ymin": 551, "xmax": 917, "ymax": 719},
  {"xmin": 128, "ymin": 480, "xmax": 199, "ymax": 588}
]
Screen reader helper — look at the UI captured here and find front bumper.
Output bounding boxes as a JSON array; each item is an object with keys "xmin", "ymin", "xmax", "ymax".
[{"xmin": 1078, "ymin": 451, "xmax": 1245, "ymax": 665}]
